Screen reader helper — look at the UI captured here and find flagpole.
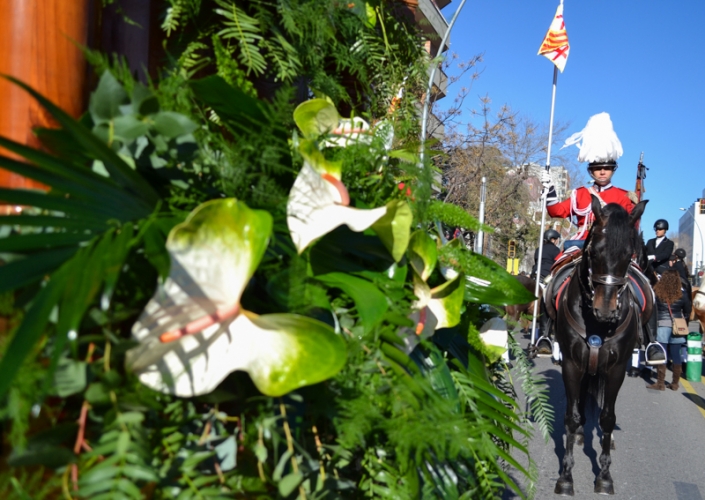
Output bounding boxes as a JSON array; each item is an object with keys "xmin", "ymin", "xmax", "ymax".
[{"xmin": 530, "ymin": 65, "xmax": 559, "ymax": 348}]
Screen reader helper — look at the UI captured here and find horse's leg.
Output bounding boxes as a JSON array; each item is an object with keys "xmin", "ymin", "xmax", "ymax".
[
  {"xmin": 594, "ymin": 364, "xmax": 626, "ymax": 495},
  {"xmin": 575, "ymin": 376, "xmax": 589, "ymax": 446},
  {"xmin": 555, "ymin": 360, "xmax": 584, "ymax": 496}
]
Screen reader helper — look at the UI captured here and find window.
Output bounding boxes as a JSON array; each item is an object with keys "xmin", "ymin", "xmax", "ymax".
[{"xmin": 700, "ymin": 199, "xmax": 705, "ymax": 214}]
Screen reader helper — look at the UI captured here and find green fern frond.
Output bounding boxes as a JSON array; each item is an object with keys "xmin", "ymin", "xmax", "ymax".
[{"xmin": 213, "ymin": 0, "xmax": 267, "ymax": 76}]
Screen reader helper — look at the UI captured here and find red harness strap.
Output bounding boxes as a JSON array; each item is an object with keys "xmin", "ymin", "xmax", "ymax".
[
  {"xmin": 628, "ymin": 275, "xmax": 646, "ymax": 313},
  {"xmin": 555, "ymin": 276, "xmax": 572, "ymax": 312}
]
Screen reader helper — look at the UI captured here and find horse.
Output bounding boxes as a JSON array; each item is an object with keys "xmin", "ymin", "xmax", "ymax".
[
  {"xmin": 505, "ymin": 274, "xmax": 540, "ymax": 333},
  {"xmin": 553, "ymin": 196, "xmax": 647, "ymax": 496}
]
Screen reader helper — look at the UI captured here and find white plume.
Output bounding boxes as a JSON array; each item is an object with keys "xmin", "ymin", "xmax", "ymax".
[{"xmin": 562, "ymin": 112, "xmax": 623, "ymax": 163}]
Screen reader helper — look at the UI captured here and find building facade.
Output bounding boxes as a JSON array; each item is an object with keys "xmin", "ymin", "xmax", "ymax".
[{"xmin": 678, "ymin": 192, "xmax": 705, "ymax": 281}]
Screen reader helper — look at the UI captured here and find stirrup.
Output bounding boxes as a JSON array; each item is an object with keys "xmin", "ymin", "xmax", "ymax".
[
  {"xmin": 645, "ymin": 342, "xmax": 666, "ymax": 366},
  {"xmin": 535, "ymin": 336, "xmax": 552, "ymax": 357}
]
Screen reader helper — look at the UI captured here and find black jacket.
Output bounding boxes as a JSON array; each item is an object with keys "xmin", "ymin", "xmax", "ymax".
[
  {"xmin": 645, "ymin": 237, "xmax": 674, "ymax": 274},
  {"xmin": 671, "ymin": 259, "xmax": 689, "ymax": 283},
  {"xmin": 533, "ymin": 242, "xmax": 560, "ymax": 280},
  {"xmin": 655, "ymin": 289, "xmax": 691, "ymax": 326}
]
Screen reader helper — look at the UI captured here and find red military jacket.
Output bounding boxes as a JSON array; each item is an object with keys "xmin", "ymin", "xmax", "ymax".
[{"xmin": 547, "ymin": 184, "xmax": 635, "ymax": 241}]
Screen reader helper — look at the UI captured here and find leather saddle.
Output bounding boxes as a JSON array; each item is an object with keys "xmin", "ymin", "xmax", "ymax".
[{"xmin": 544, "ymin": 251, "xmax": 654, "ymax": 325}]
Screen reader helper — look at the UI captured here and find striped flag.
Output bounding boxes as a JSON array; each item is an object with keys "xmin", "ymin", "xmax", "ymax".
[{"xmin": 538, "ymin": 2, "xmax": 570, "ymax": 72}]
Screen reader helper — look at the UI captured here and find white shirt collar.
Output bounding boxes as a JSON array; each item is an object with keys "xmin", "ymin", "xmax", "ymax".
[{"xmin": 592, "ymin": 183, "xmax": 613, "ymax": 192}]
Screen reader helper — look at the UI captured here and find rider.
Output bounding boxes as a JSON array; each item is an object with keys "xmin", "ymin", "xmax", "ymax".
[
  {"xmin": 540, "ymin": 113, "xmax": 635, "ymax": 252},
  {"xmin": 671, "ymin": 248, "xmax": 690, "ymax": 283},
  {"xmin": 533, "ymin": 229, "xmax": 561, "ymax": 282},
  {"xmin": 533, "ymin": 230, "xmax": 561, "ymax": 357},
  {"xmin": 645, "ymin": 219, "xmax": 675, "ymax": 276},
  {"xmin": 536, "ymin": 113, "xmax": 664, "ymax": 365}
]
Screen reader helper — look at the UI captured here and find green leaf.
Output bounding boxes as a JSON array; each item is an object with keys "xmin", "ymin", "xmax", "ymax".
[
  {"xmin": 116, "ymin": 431, "xmax": 130, "ymax": 456},
  {"xmin": 52, "ymin": 358, "xmax": 87, "ymax": 397},
  {"xmin": 2, "ymin": 74, "xmax": 159, "ymax": 206},
  {"xmin": 388, "ymin": 149, "xmax": 419, "ymax": 164},
  {"xmin": 278, "ymin": 472, "xmax": 303, "ymax": 497},
  {"xmin": 0, "ymin": 232, "xmax": 95, "ymax": 252},
  {"xmin": 0, "ymin": 246, "xmax": 78, "ymax": 293},
  {"xmin": 371, "ymin": 200, "xmax": 412, "ymax": 262},
  {"xmin": 0, "ymin": 136, "xmax": 152, "ymax": 217},
  {"xmin": 408, "ymin": 230, "xmax": 437, "ymax": 281},
  {"xmin": 427, "ymin": 200, "xmax": 489, "ymax": 233},
  {"xmin": 316, "ymin": 272, "xmax": 388, "ymax": 328},
  {"xmin": 428, "ymin": 273, "xmax": 465, "ymax": 329},
  {"xmin": 152, "ymin": 111, "xmax": 198, "ymax": 138},
  {"xmin": 85, "ymin": 382, "xmax": 111, "ymax": 405},
  {"xmin": 0, "ymin": 188, "xmax": 136, "ymax": 222},
  {"xmin": 293, "ymin": 99, "xmax": 339, "ymax": 138},
  {"xmin": 0, "ymin": 266, "xmax": 68, "ymax": 401},
  {"xmin": 131, "ymin": 82, "xmax": 159, "ymax": 115},
  {"xmin": 0, "ymin": 215, "xmax": 108, "ymax": 231},
  {"xmin": 440, "ymin": 239, "xmax": 535, "ymax": 305},
  {"xmin": 89, "ymin": 71, "xmax": 128, "ymax": 123},
  {"xmin": 190, "ymin": 75, "xmax": 268, "ymax": 134},
  {"xmin": 112, "ymin": 115, "xmax": 150, "ymax": 141},
  {"xmin": 7, "ymin": 444, "xmax": 75, "ymax": 469}
]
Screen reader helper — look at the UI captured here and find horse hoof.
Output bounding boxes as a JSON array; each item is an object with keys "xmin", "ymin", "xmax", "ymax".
[
  {"xmin": 554, "ymin": 479, "xmax": 574, "ymax": 496},
  {"xmin": 594, "ymin": 478, "xmax": 614, "ymax": 495},
  {"xmin": 576, "ymin": 434, "xmax": 584, "ymax": 446}
]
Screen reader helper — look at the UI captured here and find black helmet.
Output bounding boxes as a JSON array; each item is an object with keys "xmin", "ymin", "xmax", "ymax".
[
  {"xmin": 675, "ymin": 248, "xmax": 686, "ymax": 259},
  {"xmin": 654, "ymin": 219, "xmax": 669, "ymax": 230},
  {"xmin": 544, "ymin": 229, "xmax": 560, "ymax": 242}
]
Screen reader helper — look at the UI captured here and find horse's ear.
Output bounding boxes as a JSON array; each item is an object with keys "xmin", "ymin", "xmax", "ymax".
[
  {"xmin": 591, "ymin": 195, "xmax": 604, "ymax": 224},
  {"xmin": 629, "ymin": 199, "xmax": 648, "ymax": 226}
]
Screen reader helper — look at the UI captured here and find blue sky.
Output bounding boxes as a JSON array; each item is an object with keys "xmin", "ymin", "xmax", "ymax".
[{"xmin": 438, "ymin": 0, "xmax": 705, "ymax": 241}]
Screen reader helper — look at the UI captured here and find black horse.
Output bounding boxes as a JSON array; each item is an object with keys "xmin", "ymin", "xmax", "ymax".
[{"xmin": 553, "ymin": 196, "xmax": 647, "ymax": 496}]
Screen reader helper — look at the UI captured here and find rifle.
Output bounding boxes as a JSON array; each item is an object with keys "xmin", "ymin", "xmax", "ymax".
[{"xmin": 635, "ymin": 152, "xmax": 647, "ymax": 202}]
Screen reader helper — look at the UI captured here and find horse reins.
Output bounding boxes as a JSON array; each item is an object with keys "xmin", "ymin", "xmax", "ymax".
[
  {"xmin": 582, "ymin": 238, "xmax": 631, "ymax": 307},
  {"xmin": 562, "ymin": 238, "xmax": 636, "ymax": 376}
]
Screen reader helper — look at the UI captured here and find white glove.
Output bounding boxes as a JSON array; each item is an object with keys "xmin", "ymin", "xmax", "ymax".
[
  {"xmin": 540, "ymin": 169, "xmax": 554, "ymax": 188},
  {"xmin": 648, "ymin": 255, "xmax": 655, "ymax": 261},
  {"xmin": 540, "ymin": 170, "xmax": 557, "ymax": 203}
]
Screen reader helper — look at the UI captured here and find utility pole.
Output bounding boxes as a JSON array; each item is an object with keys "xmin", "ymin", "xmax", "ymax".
[{"xmin": 475, "ymin": 177, "xmax": 487, "ymax": 255}]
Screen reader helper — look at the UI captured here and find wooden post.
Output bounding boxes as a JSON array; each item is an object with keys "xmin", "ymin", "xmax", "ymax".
[{"xmin": 0, "ymin": 0, "xmax": 90, "ymax": 196}]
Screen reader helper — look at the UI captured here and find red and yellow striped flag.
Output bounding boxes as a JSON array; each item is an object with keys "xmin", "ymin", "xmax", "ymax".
[{"xmin": 538, "ymin": 2, "xmax": 570, "ymax": 72}]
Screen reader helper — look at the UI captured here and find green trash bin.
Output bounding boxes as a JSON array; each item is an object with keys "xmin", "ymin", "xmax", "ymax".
[{"xmin": 685, "ymin": 332, "xmax": 703, "ymax": 382}]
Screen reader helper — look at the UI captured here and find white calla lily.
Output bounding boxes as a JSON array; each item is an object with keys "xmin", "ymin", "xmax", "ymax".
[
  {"xmin": 321, "ymin": 116, "xmax": 372, "ymax": 148},
  {"xmin": 126, "ymin": 198, "xmax": 346, "ymax": 397},
  {"xmin": 287, "ymin": 161, "xmax": 387, "ymax": 253}
]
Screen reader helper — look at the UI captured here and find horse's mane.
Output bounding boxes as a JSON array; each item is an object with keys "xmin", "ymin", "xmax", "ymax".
[{"xmin": 587, "ymin": 203, "xmax": 634, "ymax": 262}]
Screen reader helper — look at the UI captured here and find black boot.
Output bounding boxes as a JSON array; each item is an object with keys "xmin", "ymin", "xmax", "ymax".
[
  {"xmin": 644, "ymin": 309, "xmax": 666, "ymax": 365},
  {"xmin": 536, "ymin": 306, "xmax": 552, "ymax": 355}
]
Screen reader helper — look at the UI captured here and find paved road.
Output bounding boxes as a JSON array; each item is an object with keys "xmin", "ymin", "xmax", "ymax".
[{"xmin": 503, "ymin": 335, "xmax": 705, "ymax": 500}]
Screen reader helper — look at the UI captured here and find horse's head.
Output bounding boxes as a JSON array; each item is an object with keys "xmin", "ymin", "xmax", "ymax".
[{"xmin": 582, "ymin": 196, "xmax": 648, "ymax": 322}]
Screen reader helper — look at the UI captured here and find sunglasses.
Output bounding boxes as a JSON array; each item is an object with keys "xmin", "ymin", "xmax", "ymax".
[{"xmin": 588, "ymin": 166, "xmax": 615, "ymax": 172}]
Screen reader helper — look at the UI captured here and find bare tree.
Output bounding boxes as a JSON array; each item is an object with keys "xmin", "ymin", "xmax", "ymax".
[{"xmin": 437, "ymin": 95, "xmax": 581, "ymax": 263}]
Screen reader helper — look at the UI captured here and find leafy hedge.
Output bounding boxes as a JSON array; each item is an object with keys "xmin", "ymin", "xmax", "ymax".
[{"xmin": 0, "ymin": 1, "xmax": 552, "ymax": 498}]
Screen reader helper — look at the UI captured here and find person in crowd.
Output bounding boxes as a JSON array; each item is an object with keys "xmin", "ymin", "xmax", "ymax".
[
  {"xmin": 541, "ymin": 113, "xmax": 636, "ymax": 252},
  {"xmin": 532, "ymin": 229, "xmax": 561, "ymax": 283},
  {"xmin": 645, "ymin": 219, "xmax": 675, "ymax": 275},
  {"xmin": 647, "ymin": 270, "xmax": 692, "ymax": 391},
  {"xmin": 670, "ymin": 248, "xmax": 690, "ymax": 283},
  {"xmin": 533, "ymin": 230, "xmax": 561, "ymax": 356}
]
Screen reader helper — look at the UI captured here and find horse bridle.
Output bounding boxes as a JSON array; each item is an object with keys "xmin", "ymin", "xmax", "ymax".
[{"xmin": 581, "ymin": 239, "xmax": 631, "ymax": 307}]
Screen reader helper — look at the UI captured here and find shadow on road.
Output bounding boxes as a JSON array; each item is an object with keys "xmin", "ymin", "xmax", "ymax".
[
  {"xmin": 540, "ymin": 367, "xmax": 623, "ymax": 479},
  {"xmin": 682, "ymin": 391, "xmax": 705, "ymax": 412}
]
